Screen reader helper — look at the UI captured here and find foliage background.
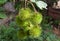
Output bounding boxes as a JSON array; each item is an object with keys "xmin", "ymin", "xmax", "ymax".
[{"xmin": 0, "ymin": 0, "xmax": 60, "ymax": 41}]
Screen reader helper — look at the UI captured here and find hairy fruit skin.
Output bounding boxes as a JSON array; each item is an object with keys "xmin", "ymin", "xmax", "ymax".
[
  {"xmin": 19, "ymin": 8, "xmax": 31, "ymax": 20},
  {"xmin": 31, "ymin": 13, "xmax": 43, "ymax": 24},
  {"xmin": 16, "ymin": 15, "xmax": 31, "ymax": 27},
  {"xmin": 29, "ymin": 26, "xmax": 42, "ymax": 38},
  {"xmin": 16, "ymin": 16, "xmax": 34, "ymax": 31},
  {"xmin": 23, "ymin": 22, "xmax": 34, "ymax": 31}
]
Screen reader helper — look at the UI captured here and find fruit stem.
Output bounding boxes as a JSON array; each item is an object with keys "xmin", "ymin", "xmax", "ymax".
[
  {"xmin": 28, "ymin": 1, "xmax": 38, "ymax": 13},
  {"xmin": 24, "ymin": 0, "xmax": 27, "ymax": 9}
]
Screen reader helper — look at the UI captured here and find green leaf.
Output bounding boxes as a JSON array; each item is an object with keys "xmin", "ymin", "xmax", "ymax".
[
  {"xmin": 0, "ymin": 0, "xmax": 7, "ymax": 5},
  {"xmin": 0, "ymin": 12, "xmax": 7, "ymax": 18}
]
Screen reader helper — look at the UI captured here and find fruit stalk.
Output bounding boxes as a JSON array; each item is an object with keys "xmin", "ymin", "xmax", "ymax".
[
  {"xmin": 24, "ymin": 0, "xmax": 27, "ymax": 9},
  {"xmin": 27, "ymin": 1, "xmax": 38, "ymax": 13}
]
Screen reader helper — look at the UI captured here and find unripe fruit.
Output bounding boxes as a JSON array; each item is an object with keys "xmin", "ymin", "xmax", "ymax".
[
  {"xmin": 17, "ymin": 30, "xmax": 27, "ymax": 39},
  {"xmin": 16, "ymin": 16, "xmax": 33, "ymax": 30},
  {"xmin": 19, "ymin": 8, "xmax": 31, "ymax": 20},
  {"xmin": 16, "ymin": 15, "xmax": 30, "ymax": 27},
  {"xmin": 31, "ymin": 13, "xmax": 43, "ymax": 24},
  {"xmin": 23, "ymin": 22, "xmax": 34, "ymax": 31},
  {"xmin": 22, "ymin": 21, "xmax": 30, "ymax": 27},
  {"xmin": 16, "ymin": 8, "xmax": 43, "ymax": 39},
  {"xmin": 29, "ymin": 26, "xmax": 42, "ymax": 38}
]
